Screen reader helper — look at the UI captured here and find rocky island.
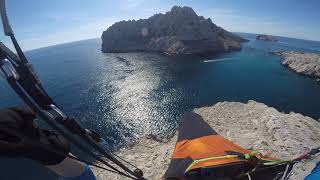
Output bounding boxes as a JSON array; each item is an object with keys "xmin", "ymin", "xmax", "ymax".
[
  {"xmin": 101, "ymin": 6, "xmax": 248, "ymax": 56},
  {"xmin": 92, "ymin": 101, "xmax": 320, "ymax": 180},
  {"xmin": 256, "ymin": 34, "xmax": 278, "ymax": 41},
  {"xmin": 274, "ymin": 51, "xmax": 320, "ymax": 82}
]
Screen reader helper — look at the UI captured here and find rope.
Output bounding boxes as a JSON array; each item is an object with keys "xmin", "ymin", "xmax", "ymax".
[
  {"xmin": 184, "ymin": 151, "xmax": 292, "ymax": 174},
  {"xmin": 281, "ymin": 163, "xmax": 290, "ymax": 180},
  {"xmin": 110, "ymin": 151, "xmax": 139, "ymax": 169},
  {"xmin": 184, "ymin": 147, "xmax": 320, "ymax": 179},
  {"xmin": 66, "ymin": 154, "xmax": 127, "ymax": 175},
  {"xmin": 185, "ymin": 155, "xmax": 239, "ymax": 173},
  {"xmin": 0, "ymin": 23, "xmax": 142, "ymax": 179},
  {"xmin": 100, "ymin": 138, "xmax": 138, "ymax": 169},
  {"xmin": 293, "ymin": 147, "xmax": 320, "ymax": 162},
  {"xmin": 285, "ymin": 152, "xmax": 320, "ymax": 180},
  {"xmin": 247, "ymin": 173, "xmax": 252, "ymax": 180}
]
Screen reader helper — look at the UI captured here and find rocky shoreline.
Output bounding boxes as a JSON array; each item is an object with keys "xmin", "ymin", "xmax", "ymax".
[
  {"xmin": 92, "ymin": 101, "xmax": 320, "ymax": 180},
  {"xmin": 273, "ymin": 51, "xmax": 320, "ymax": 82},
  {"xmin": 101, "ymin": 6, "xmax": 247, "ymax": 57}
]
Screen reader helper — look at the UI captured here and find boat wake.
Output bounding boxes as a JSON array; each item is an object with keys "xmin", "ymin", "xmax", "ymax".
[{"xmin": 203, "ymin": 58, "xmax": 233, "ymax": 63}]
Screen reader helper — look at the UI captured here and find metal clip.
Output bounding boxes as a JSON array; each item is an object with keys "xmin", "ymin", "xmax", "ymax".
[
  {"xmin": 0, "ymin": 58, "xmax": 19, "ymax": 80},
  {"xmin": 47, "ymin": 104, "xmax": 67, "ymax": 121}
]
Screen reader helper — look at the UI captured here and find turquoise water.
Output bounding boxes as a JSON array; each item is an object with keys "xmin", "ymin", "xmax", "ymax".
[{"xmin": 0, "ymin": 33, "xmax": 320, "ymax": 179}]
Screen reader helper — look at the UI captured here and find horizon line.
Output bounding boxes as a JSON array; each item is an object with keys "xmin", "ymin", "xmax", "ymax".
[{"xmin": 25, "ymin": 32, "xmax": 320, "ymax": 52}]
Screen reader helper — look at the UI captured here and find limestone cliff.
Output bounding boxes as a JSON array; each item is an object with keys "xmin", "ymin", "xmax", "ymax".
[
  {"xmin": 274, "ymin": 51, "xmax": 320, "ymax": 82},
  {"xmin": 92, "ymin": 101, "xmax": 320, "ymax": 180},
  {"xmin": 101, "ymin": 6, "xmax": 248, "ymax": 56}
]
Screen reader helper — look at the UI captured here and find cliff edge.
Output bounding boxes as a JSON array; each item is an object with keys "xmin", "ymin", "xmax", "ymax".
[
  {"xmin": 101, "ymin": 6, "xmax": 248, "ymax": 56},
  {"xmin": 274, "ymin": 51, "xmax": 320, "ymax": 82},
  {"xmin": 92, "ymin": 101, "xmax": 320, "ymax": 180}
]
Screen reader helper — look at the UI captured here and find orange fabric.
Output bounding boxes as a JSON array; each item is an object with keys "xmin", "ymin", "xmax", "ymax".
[
  {"xmin": 172, "ymin": 135, "xmax": 251, "ymax": 170},
  {"xmin": 172, "ymin": 135, "xmax": 251, "ymax": 160}
]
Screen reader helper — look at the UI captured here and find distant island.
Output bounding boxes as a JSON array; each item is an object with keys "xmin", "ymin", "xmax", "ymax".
[
  {"xmin": 256, "ymin": 34, "xmax": 278, "ymax": 42},
  {"xmin": 101, "ymin": 6, "xmax": 248, "ymax": 57},
  {"xmin": 273, "ymin": 51, "xmax": 320, "ymax": 82}
]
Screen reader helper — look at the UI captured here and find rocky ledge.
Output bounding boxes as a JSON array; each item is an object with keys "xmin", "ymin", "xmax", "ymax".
[
  {"xmin": 256, "ymin": 34, "xmax": 278, "ymax": 42},
  {"xmin": 101, "ymin": 6, "xmax": 248, "ymax": 56},
  {"xmin": 92, "ymin": 101, "xmax": 320, "ymax": 180},
  {"xmin": 274, "ymin": 51, "xmax": 320, "ymax": 82}
]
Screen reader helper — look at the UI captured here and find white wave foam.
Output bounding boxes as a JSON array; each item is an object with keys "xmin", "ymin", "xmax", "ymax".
[{"xmin": 203, "ymin": 58, "xmax": 232, "ymax": 63}]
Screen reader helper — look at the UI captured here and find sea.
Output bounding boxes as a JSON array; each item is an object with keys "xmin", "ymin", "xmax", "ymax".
[{"xmin": 0, "ymin": 33, "xmax": 320, "ymax": 179}]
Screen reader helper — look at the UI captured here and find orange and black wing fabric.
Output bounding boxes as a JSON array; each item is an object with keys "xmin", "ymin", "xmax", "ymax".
[{"xmin": 164, "ymin": 112, "xmax": 291, "ymax": 179}]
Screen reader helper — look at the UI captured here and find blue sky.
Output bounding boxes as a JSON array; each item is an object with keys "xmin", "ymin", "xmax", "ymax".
[{"xmin": 1, "ymin": 0, "xmax": 319, "ymax": 50}]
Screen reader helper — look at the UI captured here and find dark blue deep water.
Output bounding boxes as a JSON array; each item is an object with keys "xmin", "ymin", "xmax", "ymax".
[{"xmin": 0, "ymin": 33, "xmax": 320, "ymax": 179}]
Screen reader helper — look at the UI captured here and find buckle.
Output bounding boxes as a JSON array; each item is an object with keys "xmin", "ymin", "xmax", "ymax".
[
  {"xmin": 0, "ymin": 58, "xmax": 19, "ymax": 80},
  {"xmin": 46, "ymin": 104, "xmax": 67, "ymax": 121}
]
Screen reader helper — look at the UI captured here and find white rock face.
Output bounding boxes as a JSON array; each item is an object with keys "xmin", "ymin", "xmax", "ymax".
[
  {"xmin": 274, "ymin": 51, "xmax": 320, "ymax": 82},
  {"xmin": 92, "ymin": 101, "xmax": 320, "ymax": 180},
  {"xmin": 101, "ymin": 6, "xmax": 247, "ymax": 56}
]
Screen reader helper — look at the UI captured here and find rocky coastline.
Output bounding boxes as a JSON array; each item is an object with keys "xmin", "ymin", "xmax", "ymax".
[
  {"xmin": 273, "ymin": 51, "xmax": 320, "ymax": 82},
  {"xmin": 92, "ymin": 101, "xmax": 320, "ymax": 180},
  {"xmin": 101, "ymin": 6, "xmax": 248, "ymax": 57}
]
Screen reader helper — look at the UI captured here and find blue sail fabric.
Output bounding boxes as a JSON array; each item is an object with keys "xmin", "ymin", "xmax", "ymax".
[
  {"xmin": 305, "ymin": 162, "xmax": 320, "ymax": 180},
  {"xmin": 63, "ymin": 165, "xmax": 96, "ymax": 180}
]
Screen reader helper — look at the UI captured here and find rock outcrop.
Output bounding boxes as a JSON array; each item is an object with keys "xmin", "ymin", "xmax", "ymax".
[
  {"xmin": 92, "ymin": 101, "xmax": 320, "ymax": 180},
  {"xmin": 274, "ymin": 51, "xmax": 320, "ymax": 82},
  {"xmin": 101, "ymin": 6, "xmax": 248, "ymax": 56},
  {"xmin": 256, "ymin": 34, "xmax": 278, "ymax": 41}
]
